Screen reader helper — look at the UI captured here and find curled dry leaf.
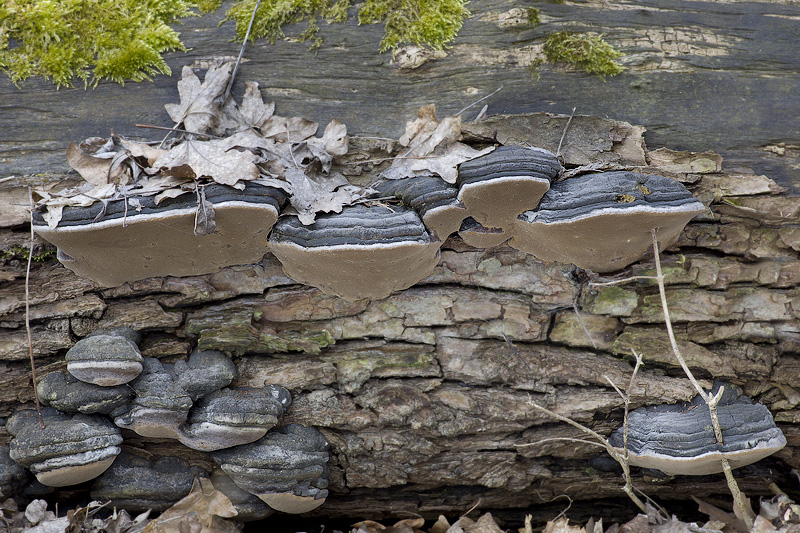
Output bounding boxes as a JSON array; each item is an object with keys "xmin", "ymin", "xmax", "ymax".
[
  {"xmin": 164, "ymin": 63, "xmax": 233, "ymax": 136},
  {"xmin": 238, "ymin": 81, "xmax": 276, "ymax": 130},
  {"xmin": 117, "ymin": 137, "xmax": 168, "ymax": 166},
  {"xmin": 142, "ymin": 477, "xmax": 239, "ymax": 533},
  {"xmin": 66, "ymin": 142, "xmax": 131, "ymax": 186},
  {"xmin": 261, "ymin": 115, "xmax": 319, "ymax": 143},
  {"xmin": 382, "ymin": 106, "xmax": 494, "ymax": 183}
]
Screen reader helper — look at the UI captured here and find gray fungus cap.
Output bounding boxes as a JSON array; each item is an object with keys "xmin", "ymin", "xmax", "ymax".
[
  {"xmin": 37, "ymin": 371, "xmax": 133, "ymax": 415},
  {"xmin": 7, "ymin": 407, "xmax": 122, "ymax": 487},
  {"xmin": 211, "ymin": 423, "xmax": 330, "ymax": 514},
  {"xmin": 66, "ymin": 333, "xmax": 143, "ymax": 387},
  {"xmin": 608, "ymin": 382, "xmax": 786, "ymax": 475}
]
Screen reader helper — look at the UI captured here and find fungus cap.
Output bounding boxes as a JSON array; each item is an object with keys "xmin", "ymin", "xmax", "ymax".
[
  {"xmin": 37, "ymin": 371, "xmax": 133, "ymax": 415},
  {"xmin": 65, "ymin": 333, "xmax": 143, "ymax": 386},
  {"xmin": 7, "ymin": 408, "xmax": 122, "ymax": 487},
  {"xmin": 457, "ymin": 217, "xmax": 508, "ymax": 248},
  {"xmin": 91, "ymin": 450, "xmax": 208, "ymax": 512},
  {"xmin": 374, "ymin": 177, "xmax": 467, "ymax": 240},
  {"xmin": 457, "ymin": 145, "xmax": 561, "ymax": 228},
  {"xmin": 173, "ymin": 349, "xmax": 237, "ymax": 402},
  {"xmin": 269, "ymin": 205, "xmax": 441, "ymax": 300},
  {"xmin": 179, "ymin": 386, "xmax": 291, "ymax": 451},
  {"xmin": 510, "ymin": 171, "xmax": 705, "ymax": 272},
  {"xmin": 33, "ymin": 183, "xmax": 286, "ymax": 287},
  {"xmin": 608, "ymin": 383, "xmax": 786, "ymax": 476},
  {"xmin": 211, "ymin": 423, "xmax": 330, "ymax": 514}
]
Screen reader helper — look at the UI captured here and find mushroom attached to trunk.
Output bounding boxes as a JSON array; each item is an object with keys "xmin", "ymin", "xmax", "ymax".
[
  {"xmin": 457, "ymin": 145, "xmax": 562, "ymax": 229},
  {"xmin": 179, "ymin": 386, "xmax": 292, "ymax": 451},
  {"xmin": 509, "ymin": 171, "xmax": 706, "ymax": 272},
  {"xmin": 37, "ymin": 371, "xmax": 133, "ymax": 415},
  {"xmin": 91, "ymin": 450, "xmax": 208, "ymax": 512},
  {"xmin": 211, "ymin": 423, "xmax": 330, "ymax": 514},
  {"xmin": 7, "ymin": 407, "xmax": 123, "ymax": 487},
  {"xmin": 65, "ymin": 331, "xmax": 143, "ymax": 386},
  {"xmin": 33, "ymin": 183, "xmax": 286, "ymax": 287},
  {"xmin": 269, "ymin": 205, "xmax": 441, "ymax": 300},
  {"xmin": 608, "ymin": 382, "xmax": 786, "ymax": 475},
  {"xmin": 457, "ymin": 217, "xmax": 508, "ymax": 248},
  {"xmin": 373, "ymin": 176, "xmax": 467, "ymax": 240},
  {"xmin": 173, "ymin": 349, "xmax": 238, "ymax": 402}
]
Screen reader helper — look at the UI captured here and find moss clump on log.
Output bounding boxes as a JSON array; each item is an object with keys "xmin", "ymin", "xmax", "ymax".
[{"xmin": 543, "ymin": 31, "xmax": 625, "ymax": 78}]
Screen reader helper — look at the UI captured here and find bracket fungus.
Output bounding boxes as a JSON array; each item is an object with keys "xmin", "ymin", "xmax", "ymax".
[
  {"xmin": 1, "ymin": 445, "xmax": 30, "ymax": 499},
  {"xmin": 456, "ymin": 145, "xmax": 562, "ymax": 229},
  {"xmin": 173, "ymin": 349, "xmax": 238, "ymax": 402},
  {"xmin": 33, "ymin": 183, "xmax": 286, "ymax": 287},
  {"xmin": 111, "ymin": 358, "xmax": 193, "ymax": 439},
  {"xmin": 7, "ymin": 407, "xmax": 123, "ymax": 487},
  {"xmin": 65, "ymin": 330, "xmax": 143, "ymax": 386},
  {"xmin": 608, "ymin": 383, "xmax": 786, "ymax": 476},
  {"xmin": 269, "ymin": 205, "xmax": 441, "ymax": 300},
  {"xmin": 210, "ymin": 470, "xmax": 276, "ymax": 521},
  {"xmin": 457, "ymin": 217, "xmax": 509, "ymax": 248},
  {"xmin": 211, "ymin": 423, "xmax": 331, "ymax": 514},
  {"xmin": 179, "ymin": 386, "xmax": 292, "ymax": 451},
  {"xmin": 91, "ymin": 450, "xmax": 208, "ymax": 512},
  {"xmin": 37, "ymin": 371, "xmax": 133, "ymax": 415},
  {"xmin": 510, "ymin": 171, "xmax": 706, "ymax": 272},
  {"xmin": 374, "ymin": 177, "xmax": 467, "ymax": 240}
]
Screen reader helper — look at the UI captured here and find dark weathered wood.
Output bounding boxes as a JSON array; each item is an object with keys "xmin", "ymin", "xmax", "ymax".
[{"xmin": 1, "ymin": 0, "xmax": 799, "ymax": 190}]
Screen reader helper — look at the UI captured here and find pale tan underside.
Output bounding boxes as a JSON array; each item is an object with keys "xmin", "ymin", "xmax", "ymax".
[
  {"xmin": 35, "ymin": 203, "xmax": 277, "ymax": 287},
  {"xmin": 457, "ymin": 177, "xmax": 550, "ymax": 229},
  {"xmin": 270, "ymin": 241, "xmax": 442, "ymax": 300},
  {"xmin": 35, "ymin": 456, "xmax": 116, "ymax": 487},
  {"xmin": 259, "ymin": 493, "xmax": 326, "ymax": 514}
]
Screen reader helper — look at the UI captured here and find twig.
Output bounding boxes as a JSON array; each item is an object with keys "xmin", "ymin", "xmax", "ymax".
[
  {"xmin": 455, "ymin": 86, "xmax": 503, "ymax": 117},
  {"xmin": 26, "ymin": 188, "xmax": 45, "ymax": 429},
  {"xmin": 556, "ymin": 107, "xmax": 576, "ymax": 159},
  {"xmin": 502, "ymin": 332, "xmax": 533, "ymax": 371},
  {"xmin": 135, "ymin": 124, "xmax": 223, "ymax": 139},
  {"xmin": 224, "ymin": 0, "xmax": 262, "ymax": 102},
  {"xmin": 650, "ymin": 228, "xmax": 754, "ymax": 528},
  {"xmin": 588, "ymin": 276, "xmax": 658, "ymax": 287}
]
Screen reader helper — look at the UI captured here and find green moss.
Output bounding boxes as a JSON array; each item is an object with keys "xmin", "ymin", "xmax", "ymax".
[
  {"xmin": 2, "ymin": 245, "xmax": 56, "ymax": 262},
  {"xmin": 527, "ymin": 8, "xmax": 540, "ymax": 29},
  {"xmin": 358, "ymin": 0, "xmax": 470, "ymax": 53},
  {"xmin": 543, "ymin": 31, "xmax": 625, "ymax": 78},
  {"xmin": 1, "ymin": 0, "xmax": 196, "ymax": 87}
]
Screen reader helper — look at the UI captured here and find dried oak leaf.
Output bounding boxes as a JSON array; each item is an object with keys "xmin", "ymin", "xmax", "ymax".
[
  {"xmin": 283, "ymin": 166, "xmax": 356, "ymax": 225},
  {"xmin": 151, "ymin": 139, "xmax": 259, "ymax": 187},
  {"xmin": 142, "ymin": 478, "xmax": 239, "ymax": 533},
  {"xmin": 382, "ymin": 106, "xmax": 493, "ymax": 183},
  {"xmin": 164, "ymin": 63, "xmax": 233, "ymax": 135},
  {"xmin": 117, "ymin": 137, "xmax": 168, "ymax": 166},
  {"xmin": 66, "ymin": 140, "xmax": 131, "ymax": 186},
  {"xmin": 238, "ymin": 81, "xmax": 276, "ymax": 130},
  {"xmin": 261, "ymin": 115, "xmax": 319, "ymax": 143}
]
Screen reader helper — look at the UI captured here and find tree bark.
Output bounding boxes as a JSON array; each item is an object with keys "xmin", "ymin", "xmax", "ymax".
[{"xmin": 1, "ymin": 0, "xmax": 799, "ymax": 524}]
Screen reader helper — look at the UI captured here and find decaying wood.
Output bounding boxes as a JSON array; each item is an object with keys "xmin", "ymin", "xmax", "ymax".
[{"xmin": 1, "ymin": 110, "xmax": 798, "ymax": 520}]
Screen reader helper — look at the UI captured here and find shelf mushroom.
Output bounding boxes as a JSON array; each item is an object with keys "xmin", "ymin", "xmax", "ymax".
[
  {"xmin": 179, "ymin": 386, "xmax": 292, "ymax": 451},
  {"xmin": 91, "ymin": 450, "xmax": 208, "ymax": 512},
  {"xmin": 65, "ymin": 330, "xmax": 143, "ymax": 386},
  {"xmin": 457, "ymin": 217, "xmax": 509, "ymax": 248},
  {"xmin": 37, "ymin": 371, "xmax": 133, "ymax": 415},
  {"xmin": 7, "ymin": 407, "xmax": 123, "ymax": 487},
  {"xmin": 269, "ymin": 204, "xmax": 442, "ymax": 300},
  {"xmin": 373, "ymin": 176, "xmax": 467, "ymax": 240},
  {"xmin": 509, "ymin": 171, "xmax": 706, "ymax": 272},
  {"xmin": 211, "ymin": 423, "xmax": 331, "ymax": 514},
  {"xmin": 33, "ymin": 183, "xmax": 286, "ymax": 287},
  {"xmin": 456, "ymin": 145, "xmax": 562, "ymax": 229},
  {"xmin": 608, "ymin": 383, "xmax": 786, "ymax": 476}
]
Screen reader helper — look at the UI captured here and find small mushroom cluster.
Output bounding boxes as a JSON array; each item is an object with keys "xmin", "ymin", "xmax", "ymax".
[
  {"xmin": 33, "ymin": 143, "xmax": 705, "ymax": 300},
  {"xmin": 7, "ymin": 328, "xmax": 330, "ymax": 516},
  {"xmin": 609, "ymin": 382, "xmax": 786, "ymax": 476}
]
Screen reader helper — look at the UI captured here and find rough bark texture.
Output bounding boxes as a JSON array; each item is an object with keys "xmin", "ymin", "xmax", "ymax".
[{"xmin": 1, "ymin": 0, "xmax": 799, "ymax": 524}]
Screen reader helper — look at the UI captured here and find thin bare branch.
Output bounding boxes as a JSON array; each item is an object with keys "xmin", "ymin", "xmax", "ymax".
[
  {"xmin": 456, "ymin": 86, "xmax": 503, "ymax": 117},
  {"xmin": 135, "ymin": 124, "xmax": 223, "ymax": 139},
  {"xmin": 26, "ymin": 188, "xmax": 44, "ymax": 428},
  {"xmin": 589, "ymin": 276, "xmax": 658, "ymax": 287},
  {"xmin": 556, "ymin": 107, "xmax": 576, "ymax": 159},
  {"xmin": 224, "ymin": 0, "xmax": 262, "ymax": 103},
  {"xmin": 573, "ymin": 301, "xmax": 598, "ymax": 349},
  {"xmin": 502, "ymin": 332, "xmax": 533, "ymax": 372}
]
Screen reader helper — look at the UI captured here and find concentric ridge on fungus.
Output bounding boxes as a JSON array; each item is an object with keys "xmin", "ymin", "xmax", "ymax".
[
  {"xmin": 211, "ymin": 423, "xmax": 331, "ymax": 514},
  {"xmin": 374, "ymin": 176, "xmax": 467, "ymax": 240},
  {"xmin": 33, "ymin": 183, "xmax": 287, "ymax": 287},
  {"xmin": 7, "ymin": 407, "xmax": 123, "ymax": 487},
  {"xmin": 510, "ymin": 170, "xmax": 706, "ymax": 272},
  {"xmin": 456, "ymin": 145, "xmax": 562, "ymax": 228},
  {"xmin": 608, "ymin": 382, "xmax": 786, "ymax": 476},
  {"xmin": 269, "ymin": 204, "xmax": 441, "ymax": 300},
  {"xmin": 65, "ymin": 332, "xmax": 144, "ymax": 386}
]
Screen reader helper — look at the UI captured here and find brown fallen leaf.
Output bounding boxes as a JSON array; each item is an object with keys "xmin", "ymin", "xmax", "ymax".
[
  {"xmin": 464, "ymin": 513, "xmax": 504, "ymax": 533},
  {"xmin": 430, "ymin": 515, "xmax": 452, "ymax": 533},
  {"xmin": 66, "ymin": 141, "xmax": 131, "ymax": 186},
  {"xmin": 142, "ymin": 477, "xmax": 239, "ymax": 533},
  {"xmin": 151, "ymin": 139, "xmax": 259, "ymax": 187},
  {"xmin": 164, "ymin": 63, "xmax": 233, "ymax": 135},
  {"xmin": 261, "ymin": 115, "xmax": 319, "ymax": 143},
  {"xmin": 543, "ymin": 517, "xmax": 584, "ymax": 533},
  {"xmin": 237, "ymin": 81, "xmax": 276, "ymax": 130},
  {"xmin": 117, "ymin": 137, "xmax": 168, "ymax": 166},
  {"xmin": 194, "ymin": 187, "xmax": 217, "ymax": 236},
  {"xmin": 382, "ymin": 106, "xmax": 493, "ymax": 183}
]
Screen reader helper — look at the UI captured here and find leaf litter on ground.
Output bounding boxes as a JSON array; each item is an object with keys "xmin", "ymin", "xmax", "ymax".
[{"xmin": 36, "ymin": 62, "xmax": 496, "ymax": 229}]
